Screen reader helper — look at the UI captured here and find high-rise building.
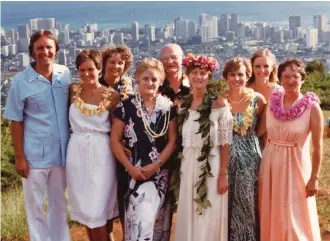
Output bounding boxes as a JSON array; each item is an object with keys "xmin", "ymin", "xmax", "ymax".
[
  {"xmin": 199, "ymin": 25, "xmax": 210, "ymax": 43},
  {"xmin": 147, "ymin": 25, "xmax": 156, "ymax": 42},
  {"xmin": 18, "ymin": 52, "xmax": 30, "ymax": 68},
  {"xmin": 174, "ymin": 16, "xmax": 184, "ymax": 37},
  {"xmin": 113, "ymin": 32, "xmax": 124, "ymax": 45},
  {"xmin": 18, "ymin": 24, "xmax": 29, "ymax": 38},
  {"xmin": 132, "ymin": 22, "xmax": 139, "ymax": 43},
  {"xmin": 199, "ymin": 13, "xmax": 209, "ymax": 26},
  {"xmin": 272, "ymin": 30, "xmax": 284, "ymax": 43},
  {"xmin": 37, "ymin": 18, "xmax": 55, "ymax": 30},
  {"xmin": 219, "ymin": 14, "xmax": 230, "ymax": 36},
  {"xmin": 187, "ymin": 20, "xmax": 197, "ymax": 39},
  {"xmin": 17, "ymin": 38, "xmax": 30, "ymax": 52},
  {"xmin": 306, "ymin": 28, "xmax": 318, "ymax": 48},
  {"xmin": 230, "ymin": 13, "xmax": 239, "ymax": 33},
  {"xmin": 9, "ymin": 44, "xmax": 18, "ymax": 56},
  {"xmin": 63, "ymin": 24, "xmax": 70, "ymax": 45},
  {"xmin": 8, "ymin": 29, "xmax": 17, "ymax": 44},
  {"xmin": 254, "ymin": 23, "xmax": 265, "ymax": 40},
  {"xmin": 314, "ymin": 15, "xmax": 328, "ymax": 41},
  {"xmin": 1, "ymin": 45, "xmax": 9, "ymax": 57},
  {"xmin": 236, "ymin": 23, "xmax": 246, "ymax": 38},
  {"xmin": 58, "ymin": 49, "xmax": 67, "ymax": 66},
  {"xmin": 29, "ymin": 19, "xmax": 38, "ymax": 31},
  {"xmin": 289, "ymin": 15, "xmax": 301, "ymax": 38},
  {"xmin": 176, "ymin": 20, "xmax": 188, "ymax": 40},
  {"xmin": 164, "ymin": 24, "xmax": 174, "ymax": 38}
]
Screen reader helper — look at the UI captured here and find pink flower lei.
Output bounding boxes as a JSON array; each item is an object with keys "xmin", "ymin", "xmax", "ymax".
[
  {"xmin": 270, "ymin": 88, "xmax": 320, "ymax": 121},
  {"xmin": 182, "ymin": 53, "xmax": 219, "ymax": 72}
]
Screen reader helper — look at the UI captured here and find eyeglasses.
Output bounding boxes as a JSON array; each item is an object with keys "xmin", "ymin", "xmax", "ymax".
[
  {"xmin": 161, "ymin": 55, "xmax": 181, "ymax": 62},
  {"xmin": 282, "ymin": 74, "xmax": 301, "ymax": 80}
]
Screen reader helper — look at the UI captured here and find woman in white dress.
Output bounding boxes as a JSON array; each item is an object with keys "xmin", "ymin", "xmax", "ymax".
[
  {"xmin": 174, "ymin": 53, "xmax": 233, "ymax": 241},
  {"xmin": 66, "ymin": 50, "xmax": 120, "ymax": 241}
]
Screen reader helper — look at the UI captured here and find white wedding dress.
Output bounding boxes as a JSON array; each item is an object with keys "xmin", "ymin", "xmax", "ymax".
[
  {"xmin": 66, "ymin": 103, "xmax": 118, "ymax": 228},
  {"xmin": 174, "ymin": 107, "xmax": 233, "ymax": 241}
]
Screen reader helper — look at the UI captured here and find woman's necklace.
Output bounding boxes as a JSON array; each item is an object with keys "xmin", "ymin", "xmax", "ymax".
[
  {"xmin": 135, "ymin": 93, "xmax": 171, "ymax": 138},
  {"xmin": 73, "ymin": 81, "xmax": 114, "ymax": 116},
  {"xmin": 228, "ymin": 94, "xmax": 246, "ymax": 104}
]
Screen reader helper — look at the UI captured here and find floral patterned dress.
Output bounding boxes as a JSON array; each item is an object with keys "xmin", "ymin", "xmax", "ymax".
[
  {"xmin": 228, "ymin": 93, "xmax": 261, "ymax": 241},
  {"xmin": 113, "ymin": 94, "xmax": 176, "ymax": 241}
]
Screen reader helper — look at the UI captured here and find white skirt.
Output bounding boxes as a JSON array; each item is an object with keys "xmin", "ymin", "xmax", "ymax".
[{"xmin": 66, "ymin": 132, "xmax": 118, "ymax": 228}]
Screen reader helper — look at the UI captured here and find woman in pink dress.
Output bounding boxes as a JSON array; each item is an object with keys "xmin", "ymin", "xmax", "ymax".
[{"xmin": 258, "ymin": 58, "xmax": 324, "ymax": 241}]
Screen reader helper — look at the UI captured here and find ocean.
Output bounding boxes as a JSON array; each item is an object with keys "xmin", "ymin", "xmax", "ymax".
[{"xmin": 1, "ymin": 1, "xmax": 330, "ymax": 30}]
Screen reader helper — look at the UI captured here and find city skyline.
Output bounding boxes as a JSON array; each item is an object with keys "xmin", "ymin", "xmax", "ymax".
[{"xmin": 1, "ymin": 1, "xmax": 330, "ymax": 31}]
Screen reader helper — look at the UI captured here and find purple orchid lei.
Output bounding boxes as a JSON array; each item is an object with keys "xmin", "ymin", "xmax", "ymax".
[{"xmin": 270, "ymin": 88, "xmax": 320, "ymax": 121}]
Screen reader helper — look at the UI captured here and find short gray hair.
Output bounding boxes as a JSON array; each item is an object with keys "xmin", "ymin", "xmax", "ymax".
[{"xmin": 159, "ymin": 43, "xmax": 183, "ymax": 58}]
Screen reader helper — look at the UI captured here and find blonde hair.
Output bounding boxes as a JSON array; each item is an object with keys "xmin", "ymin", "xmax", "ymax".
[
  {"xmin": 223, "ymin": 57, "xmax": 252, "ymax": 79},
  {"xmin": 135, "ymin": 58, "xmax": 166, "ymax": 84},
  {"xmin": 248, "ymin": 48, "xmax": 278, "ymax": 84}
]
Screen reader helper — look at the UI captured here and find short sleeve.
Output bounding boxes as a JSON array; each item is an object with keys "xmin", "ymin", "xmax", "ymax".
[
  {"xmin": 169, "ymin": 104, "xmax": 177, "ymax": 121},
  {"xmin": 113, "ymin": 101, "xmax": 126, "ymax": 122},
  {"xmin": 4, "ymin": 78, "xmax": 24, "ymax": 121},
  {"xmin": 217, "ymin": 108, "xmax": 233, "ymax": 145}
]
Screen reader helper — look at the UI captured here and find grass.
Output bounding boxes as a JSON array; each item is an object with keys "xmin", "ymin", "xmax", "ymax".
[
  {"xmin": 1, "ymin": 187, "xmax": 28, "ymax": 239},
  {"xmin": 1, "ymin": 112, "xmax": 330, "ymax": 240}
]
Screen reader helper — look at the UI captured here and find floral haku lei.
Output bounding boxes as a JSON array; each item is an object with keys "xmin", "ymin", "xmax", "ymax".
[
  {"xmin": 182, "ymin": 53, "xmax": 219, "ymax": 72},
  {"xmin": 73, "ymin": 81, "xmax": 114, "ymax": 116},
  {"xmin": 270, "ymin": 88, "xmax": 320, "ymax": 121},
  {"xmin": 230, "ymin": 88, "xmax": 255, "ymax": 136}
]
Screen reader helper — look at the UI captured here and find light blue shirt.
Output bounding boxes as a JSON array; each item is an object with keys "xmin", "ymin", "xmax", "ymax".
[{"xmin": 4, "ymin": 62, "xmax": 71, "ymax": 168}]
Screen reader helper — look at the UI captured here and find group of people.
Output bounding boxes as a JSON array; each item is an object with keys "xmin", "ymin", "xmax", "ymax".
[{"xmin": 4, "ymin": 30, "xmax": 324, "ymax": 241}]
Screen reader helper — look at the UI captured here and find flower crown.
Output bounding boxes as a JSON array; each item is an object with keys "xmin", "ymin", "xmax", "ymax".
[{"xmin": 182, "ymin": 53, "xmax": 219, "ymax": 73}]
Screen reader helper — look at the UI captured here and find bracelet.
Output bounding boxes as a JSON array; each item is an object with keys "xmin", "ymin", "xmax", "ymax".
[
  {"xmin": 219, "ymin": 168, "xmax": 228, "ymax": 176},
  {"xmin": 156, "ymin": 158, "xmax": 163, "ymax": 167}
]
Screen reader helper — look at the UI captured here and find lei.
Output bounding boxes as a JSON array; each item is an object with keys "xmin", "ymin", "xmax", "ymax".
[
  {"xmin": 270, "ymin": 88, "xmax": 320, "ymax": 121},
  {"xmin": 73, "ymin": 81, "xmax": 114, "ymax": 116},
  {"xmin": 230, "ymin": 88, "xmax": 255, "ymax": 136},
  {"xmin": 119, "ymin": 76, "xmax": 133, "ymax": 100},
  {"xmin": 182, "ymin": 53, "xmax": 219, "ymax": 72},
  {"xmin": 176, "ymin": 81, "xmax": 221, "ymax": 215},
  {"xmin": 135, "ymin": 93, "xmax": 172, "ymax": 138}
]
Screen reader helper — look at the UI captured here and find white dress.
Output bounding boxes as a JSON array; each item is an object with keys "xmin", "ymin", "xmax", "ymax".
[
  {"xmin": 66, "ymin": 103, "xmax": 118, "ymax": 228},
  {"xmin": 174, "ymin": 107, "xmax": 233, "ymax": 241}
]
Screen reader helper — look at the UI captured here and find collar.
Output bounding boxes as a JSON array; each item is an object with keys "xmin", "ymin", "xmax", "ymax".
[{"xmin": 27, "ymin": 62, "xmax": 64, "ymax": 83}]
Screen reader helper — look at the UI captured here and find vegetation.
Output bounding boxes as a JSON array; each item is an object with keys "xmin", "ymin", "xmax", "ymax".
[{"xmin": 302, "ymin": 60, "xmax": 330, "ymax": 110}]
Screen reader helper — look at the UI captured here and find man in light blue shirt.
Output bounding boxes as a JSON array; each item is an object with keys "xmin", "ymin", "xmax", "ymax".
[{"xmin": 4, "ymin": 30, "xmax": 71, "ymax": 241}]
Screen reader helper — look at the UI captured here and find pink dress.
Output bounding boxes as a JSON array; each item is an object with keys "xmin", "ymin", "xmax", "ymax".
[{"xmin": 259, "ymin": 93, "xmax": 321, "ymax": 241}]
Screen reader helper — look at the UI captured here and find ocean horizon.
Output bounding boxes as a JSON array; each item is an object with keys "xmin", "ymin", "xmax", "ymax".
[{"xmin": 1, "ymin": 1, "xmax": 330, "ymax": 31}]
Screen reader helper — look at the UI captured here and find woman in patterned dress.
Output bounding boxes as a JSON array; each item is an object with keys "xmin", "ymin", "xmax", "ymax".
[
  {"xmin": 100, "ymin": 45, "xmax": 134, "ymax": 240},
  {"xmin": 110, "ymin": 58, "xmax": 177, "ymax": 241},
  {"xmin": 224, "ymin": 58, "xmax": 266, "ymax": 241}
]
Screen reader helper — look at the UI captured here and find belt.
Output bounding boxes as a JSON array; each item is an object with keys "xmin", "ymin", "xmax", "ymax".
[
  {"xmin": 267, "ymin": 138, "xmax": 298, "ymax": 147},
  {"xmin": 72, "ymin": 132, "xmax": 108, "ymax": 175}
]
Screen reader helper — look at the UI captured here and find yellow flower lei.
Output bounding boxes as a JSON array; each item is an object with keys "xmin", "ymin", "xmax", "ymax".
[
  {"xmin": 73, "ymin": 81, "xmax": 114, "ymax": 116},
  {"xmin": 230, "ymin": 88, "xmax": 255, "ymax": 136},
  {"xmin": 120, "ymin": 76, "xmax": 132, "ymax": 100}
]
